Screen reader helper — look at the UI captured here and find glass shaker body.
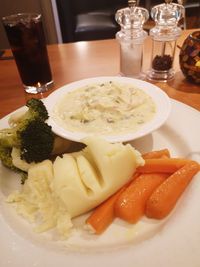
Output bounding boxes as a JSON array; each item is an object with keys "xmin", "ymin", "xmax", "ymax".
[
  {"xmin": 115, "ymin": 7, "xmax": 149, "ymax": 78},
  {"xmin": 116, "ymin": 29, "xmax": 147, "ymax": 78},
  {"xmin": 148, "ymin": 35, "xmax": 178, "ymax": 81},
  {"xmin": 147, "ymin": 2, "xmax": 184, "ymax": 82}
]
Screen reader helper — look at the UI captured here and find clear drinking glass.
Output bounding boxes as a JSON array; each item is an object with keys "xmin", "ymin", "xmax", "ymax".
[{"xmin": 2, "ymin": 13, "xmax": 53, "ymax": 94}]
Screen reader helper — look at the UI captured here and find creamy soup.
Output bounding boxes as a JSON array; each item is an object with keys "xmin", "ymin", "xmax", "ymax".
[{"xmin": 52, "ymin": 81, "xmax": 156, "ymax": 136}]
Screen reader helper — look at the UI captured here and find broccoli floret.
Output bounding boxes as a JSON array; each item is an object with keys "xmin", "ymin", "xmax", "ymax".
[
  {"xmin": 0, "ymin": 146, "xmax": 18, "ymax": 171},
  {"xmin": 0, "ymin": 120, "xmax": 54, "ymax": 163},
  {"xmin": 8, "ymin": 98, "xmax": 48, "ymax": 128},
  {"xmin": 0, "ymin": 146, "xmax": 28, "ymax": 184},
  {"xmin": 0, "ymin": 98, "xmax": 54, "ymax": 164},
  {"xmin": 0, "ymin": 98, "xmax": 50, "ymax": 148},
  {"xmin": 0, "ymin": 127, "xmax": 20, "ymax": 147},
  {"xmin": 0, "ymin": 98, "xmax": 54, "ymax": 183},
  {"xmin": 25, "ymin": 98, "xmax": 49, "ymax": 122},
  {"xmin": 20, "ymin": 171, "xmax": 28, "ymax": 184},
  {"xmin": 20, "ymin": 120, "xmax": 54, "ymax": 163}
]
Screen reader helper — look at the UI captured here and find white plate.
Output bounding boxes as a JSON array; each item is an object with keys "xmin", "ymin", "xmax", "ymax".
[
  {"xmin": 0, "ymin": 99, "xmax": 200, "ymax": 267},
  {"xmin": 44, "ymin": 76, "xmax": 171, "ymax": 142}
]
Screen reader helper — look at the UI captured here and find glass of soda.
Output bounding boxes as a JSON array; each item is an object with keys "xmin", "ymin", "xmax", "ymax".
[{"xmin": 2, "ymin": 13, "xmax": 53, "ymax": 94}]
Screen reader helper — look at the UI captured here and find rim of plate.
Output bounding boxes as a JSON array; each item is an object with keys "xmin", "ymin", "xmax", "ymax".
[{"xmin": 44, "ymin": 76, "xmax": 171, "ymax": 142}]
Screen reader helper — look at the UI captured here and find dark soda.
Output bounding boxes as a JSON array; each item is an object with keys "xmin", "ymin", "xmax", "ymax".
[{"xmin": 3, "ymin": 14, "xmax": 52, "ymax": 88}]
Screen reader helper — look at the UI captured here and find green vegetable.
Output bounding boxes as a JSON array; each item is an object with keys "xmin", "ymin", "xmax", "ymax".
[
  {"xmin": 20, "ymin": 172, "xmax": 28, "ymax": 184},
  {"xmin": 0, "ymin": 146, "xmax": 18, "ymax": 171},
  {"xmin": 20, "ymin": 120, "xmax": 54, "ymax": 163},
  {"xmin": 0, "ymin": 146, "xmax": 28, "ymax": 183},
  {"xmin": 10, "ymin": 98, "xmax": 49, "ymax": 124},
  {"xmin": 0, "ymin": 98, "xmax": 54, "ymax": 174}
]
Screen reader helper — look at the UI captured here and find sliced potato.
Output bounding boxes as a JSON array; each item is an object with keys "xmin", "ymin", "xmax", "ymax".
[{"xmin": 52, "ymin": 137, "xmax": 144, "ymax": 217}]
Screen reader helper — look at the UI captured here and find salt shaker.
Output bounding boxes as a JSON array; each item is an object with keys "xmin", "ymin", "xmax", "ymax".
[
  {"xmin": 147, "ymin": 0, "xmax": 184, "ymax": 82},
  {"xmin": 115, "ymin": 2, "xmax": 149, "ymax": 78}
]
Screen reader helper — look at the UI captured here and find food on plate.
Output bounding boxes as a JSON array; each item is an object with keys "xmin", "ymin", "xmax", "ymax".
[
  {"xmin": 85, "ymin": 149, "xmax": 170, "ymax": 233},
  {"xmin": 51, "ymin": 135, "xmax": 72, "ymax": 155},
  {"xmin": 137, "ymin": 158, "xmax": 192, "ymax": 173},
  {"xmin": 85, "ymin": 179, "xmax": 133, "ymax": 234},
  {"xmin": 142, "ymin": 149, "xmax": 170, "ymax": 159},
  {"xmin": 0, "ymin": 92, "xmax": 198, "ymax": 242},
  {"xmin": 52, "ymin": 81, "xmax": 156, "ymax": 136},
  {"xmin": 8, "ymin": 160, "xmax": 73, "ymax": 236},
  {"xmin": 145, "ymin": 161, "xmax": 200, "ymax": 219},
  {"xmin": 0, "ymin": 99, "xmax": 76, "ymax": 183},
  {"xmin": 85, "ymin": 151, "xmax": 199, "ymax": 234},
  {"xmin": 4, "ymin": 127, "xmax": 200, "ymax": 239},
  {"xmin": 114, "ymin": 173, "xmax": 169, "ymax": 224},
  {"xmin": 52, "ymin": 137, "xmax": 144, "ymax": 217},
  {"xmin": 11, "ymin": 147, "xmax": 35, "ymax": 172},
  {"xmin": 0, "ymin": 98, "xmax": 54, "ymax": 181},
  {"xmin": 8, "ymin": 98, "xmax": 49, "ymax": 126},
  {"xmin": 7, "ymin": 137, "xmax": 144, "ymax": 237}
]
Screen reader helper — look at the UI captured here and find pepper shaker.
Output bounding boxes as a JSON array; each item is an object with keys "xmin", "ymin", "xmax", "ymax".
[
  {"xmin": 147, "ymin": 0, "xmax": 184, "ymax": 82},
  {"xmin": 115, "ymin": 2, "xmax": 149, "ymax": 78}
]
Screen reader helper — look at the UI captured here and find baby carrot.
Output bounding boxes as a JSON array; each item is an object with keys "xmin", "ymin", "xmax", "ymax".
[
  {"xmin": 114, "ymin": 173, "xmax": 169, "ymax": 224},
  {"xmin": 85, "ymin": 179, "xmax": 133, "ymax": 234},
  {"xmin": 142, "ymin": 149, "xmax": 170, "ymax": 159},
  {"xmin": 145, "ymin": 161, "xmax": 199, "ymax": 219},
  {"xmin": 137, "ymin": 158, "xmax": 192, "ymax": 174}
]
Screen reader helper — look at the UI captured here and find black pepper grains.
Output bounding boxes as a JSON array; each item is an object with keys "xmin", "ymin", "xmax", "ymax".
[{"xmin": 152, "ymin": 55, "xmax": 173, "ymax": 71}]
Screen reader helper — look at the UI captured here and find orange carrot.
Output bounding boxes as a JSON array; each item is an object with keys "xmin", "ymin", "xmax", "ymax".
[
  {"xmin": 145, "ymin": 161, "xmax": 199, "ymax": 219},
  {"xmin": 137, "ymin": 158, "xmax": 193, "ymax": 174},
  {"xmin": 114, "ymin": 173, "xmax": 169, "ymax": 224},
  {"xmin": 85, "ymin": 152, "xmax": 192, "ymax": 234},
  {"xmin": 85, "ymin": 179, "xmax": 133, "ymax": 234},
  {"xmin": 142, "ymin": 149, "xmax": 170, "ymax": 159}
]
